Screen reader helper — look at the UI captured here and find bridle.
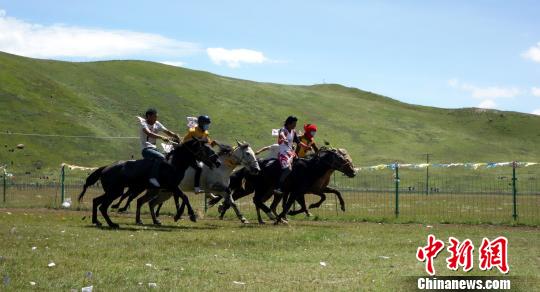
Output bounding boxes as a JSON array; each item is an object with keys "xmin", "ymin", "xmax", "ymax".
[{"xmin": 321, "ymin": 150, "xmax": 354, "ymax": 173}]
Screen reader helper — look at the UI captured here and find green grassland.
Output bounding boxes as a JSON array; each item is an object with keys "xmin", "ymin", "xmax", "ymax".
[
  {"xmin": 0, "ymin": 209, "xmax": 538, "ymax": 291},
  {"xmin": 1, "ymin": 51, "xmax": 540, "ymax": 174}
]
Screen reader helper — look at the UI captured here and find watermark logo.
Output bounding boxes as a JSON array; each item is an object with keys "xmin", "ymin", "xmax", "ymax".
[{"xmin": 416, "ymin": 235, "xmax": 509, "ymax": 275}]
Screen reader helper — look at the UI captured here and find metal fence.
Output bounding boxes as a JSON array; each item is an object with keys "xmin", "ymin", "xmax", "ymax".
[{"xmin": 1, "ymin": 164, "xmax": 539, "ymax": 225}]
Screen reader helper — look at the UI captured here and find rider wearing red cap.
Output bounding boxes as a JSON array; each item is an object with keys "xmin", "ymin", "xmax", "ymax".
[{"xmin": 296, "ymin": 123, "xmax": 319, "ymax": 158}]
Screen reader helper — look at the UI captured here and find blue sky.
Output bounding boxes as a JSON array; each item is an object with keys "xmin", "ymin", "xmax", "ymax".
[{"xmin": 1, "ymin": 0, "xmax": 539, "ymax": 114}]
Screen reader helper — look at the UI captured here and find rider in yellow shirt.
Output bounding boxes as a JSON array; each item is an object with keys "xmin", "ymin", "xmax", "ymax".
[
  {"xmin": 182, "ymin": 115, "xmax": 217, "ymax": 193},
  {"xmin": 296, "ymin": 123, "xmax": 319, "ymax": 158}
]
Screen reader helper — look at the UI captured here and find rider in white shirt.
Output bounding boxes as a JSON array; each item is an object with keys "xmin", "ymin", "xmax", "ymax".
[
  {"xmin": 139, "ymin": 108, "xmax": 181, "ymax": 187},
  {"xmin": 274, "ymin": 116, "xmax": 300, "ymax": 195}
]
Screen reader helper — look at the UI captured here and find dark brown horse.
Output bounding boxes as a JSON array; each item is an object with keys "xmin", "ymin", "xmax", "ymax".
[
  {"xmin": 78, "ymin": 138, "xmax": 220, "ymax": 228},
  {"xmin": 275, "ymin": 148, "xmax": 356, "ymax": 224}
]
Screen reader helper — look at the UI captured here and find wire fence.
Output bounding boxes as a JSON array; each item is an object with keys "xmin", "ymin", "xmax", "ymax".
[{"xmin": 1, "ymin": 163, "xmax": 539, "ymax": 225}]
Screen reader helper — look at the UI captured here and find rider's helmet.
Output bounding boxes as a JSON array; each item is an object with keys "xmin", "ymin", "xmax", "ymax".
[
  {"xmin": 304, "ymin": 123, "xmax": 317, "ymax": 139},
  {"xmin": 198, "ymin": 115, "xmax": 211, "ymax": 130}
]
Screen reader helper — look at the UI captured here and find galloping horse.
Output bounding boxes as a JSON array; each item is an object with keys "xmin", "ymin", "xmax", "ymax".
[
  {"xmin": 78, "ymin": 138, "xmax": 220, "ymax": 228},
  {"xmin": 275, "ymin": 148, "xmax": 356, "ymax": 224},
  {"xmin": 113, "ymin": 141, "xmax": 261, "ymax": 224}
]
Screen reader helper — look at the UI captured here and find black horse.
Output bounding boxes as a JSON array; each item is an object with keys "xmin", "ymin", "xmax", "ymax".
[
  {"xmin": 275, "ymin": 148, "xmax": 356, "ymax": 224},
  {"xmin": 78, "ymin": 138, "xmax": 220, "ymax": 228}
]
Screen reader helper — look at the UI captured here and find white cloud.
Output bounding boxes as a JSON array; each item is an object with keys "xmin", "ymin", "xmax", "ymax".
[
  {"xmin": 532, "ymin": 87, "xmax": 540, "ymax": 97},
  {"xmin": 159, "ymin": 61, "xmax": 185, "ymax": 67},
  {"xmin": 206, "ymin": 47, "xmax": 269, "ymax": 68},
  {"xmin": 448, "ymin": 78, "xmax": 522, "ymax": 99},
  {"xmin": 478, "ymin": 99, "xmax": 496, "ymax": 109},
  {"xmin": 532, "ymin": 109, "xmax": 540, "ymax": 115},
  {"xmin": 0, "ymin": 10, "xmax": 200, "ymax": 59},
  {"xmin": 522, "ymin": 42, "xmax": 540, "ymax": 63}
]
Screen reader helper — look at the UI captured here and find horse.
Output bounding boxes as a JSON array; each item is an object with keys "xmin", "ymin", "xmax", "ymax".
[
  {"xmin": 113, "ymin": 141, "xmax": 261, "ymax": 224},
  {"xmin": 78, "ymin": 138, "xmax": 220, "ymax": 228},
  {"xmin": 275, "ymin": 148, "xmax": 356, "ymax": 224}
]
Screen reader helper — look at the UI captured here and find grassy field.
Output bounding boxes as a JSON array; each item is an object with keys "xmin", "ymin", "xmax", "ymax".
[
  {"xmin": 1, "ymin": 51, "xmax": 540, "ymax": 174},
  {"xmin": 0, "ymin": 209, "xmax": 538, "ymax": 291}
]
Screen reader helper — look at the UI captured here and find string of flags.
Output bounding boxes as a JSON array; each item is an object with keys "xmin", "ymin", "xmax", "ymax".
[
  {"xmin": 355, "ymin": 162, "xmax": 539, "ymax": 172},
  {"xmin": 61, "ymin": 163, "xmax": 99, "ymax": 171}
]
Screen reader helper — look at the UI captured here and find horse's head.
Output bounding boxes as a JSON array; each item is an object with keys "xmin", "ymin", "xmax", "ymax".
[
  {"xmin": 232, "ymin": 140, "xmax": 260, "ymax": 175},
  {"xmin": 182, "ymin": 138, "xmax": 221, "ymax": 169},
  {"xmin": 319, "ymin": 147, "xmax": 356, "ymax": 178}
]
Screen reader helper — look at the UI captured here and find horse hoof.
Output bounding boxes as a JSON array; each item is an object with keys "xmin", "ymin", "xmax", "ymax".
[
  {"xmin": 258, "ymin": 221, "xmax": 265, "ymax": 225},
  {"xmin": 240, "ymin": 217, "xmax": 249, "ymax": 224},
  {"xmin": 93, "ymin": 221, "xmax": 102, "ymax": 227},
  {"xmin": 217, "ymin": 204, "xmax": 224, "ymax": 214},
  {"xmin": 189, "ymin": 214, "xmax": 197, "ymax": 222},
  {"xmin": 118, "ymin": 208, "xmax": 128, "ymax": 213},
  {"xmin": 153, "ymin": 220, "xmax": 162, "ymax": 226},
  {"xmin": 109, "ymin": 223, "xmax": 120, "ymax": 229},
  {"xmin": 174, "ymin": 215, "xmax": 182, "ymax": 222},
  {"xmin": 306, "ymin": 212, "xmax": 313, "ymax": 217},
  {"xmin": 136, "ymin": 221, "xmax": 143, "ymax": 225},
  {"xmin": 341, "ymin": 207, "xmax": 346, "ymax": 212}
]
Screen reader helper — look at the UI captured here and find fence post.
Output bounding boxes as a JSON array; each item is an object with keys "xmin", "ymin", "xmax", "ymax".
[
  {"xmin": 394, "ymin": 162, "xmax": 400, "ymax": 217},
  {"xmin": 334, "ymin": 172, "xmax": 338, "ymax": 216},
  {"xmin": 2, "ymin": 167, "xmax": 6, "ymax": 204},
  {"xmin": 60, "ymin": 165, "xmax": 65, "ymax": 204},
  {"xmin": 512, "ymin": 161, "xmax": 517, "ymax": 220},
  {"xmin": 204, "ymin": 193, "xmax": 208, "ymax": 213}
]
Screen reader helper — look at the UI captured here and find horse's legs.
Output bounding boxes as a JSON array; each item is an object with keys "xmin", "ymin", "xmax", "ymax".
[
  {"xmin": 256, "ymin": 206, "xmax": 264, "ymax": 224},
  {"xmin": 98, "ymin": 193, "xmax": 120, "ymax": 228},
  {"xmin": 119, "ymin": 187, "xmax": 144, "ymax": 212},
  {"xmin": 219, "ymin": 201, "xmax": 231, "ymax": 220},
  {"xmin": 309, "ymin": 192, "xmax": 326, "ymax": 209},
  {"xmin": 92, "ymin": 194, "xmax": 106, "ymax": 226},
  {"xmin": 155, "ymin": 203, "xmax": 163, "ymax": 218},
  {"xmin": 269, "ymin": 191, "xmax": 282, "ymax": 217},
  {"xmin": 173, "ymin": 187, "xmax": 197, "ymax": 222},
  {"xmin": 323, "ymin": 186, "xmax": 345, "ymax": 211},
  {"xmin": 135, "ymin": 190, "xmax": 157, "ymax": 225},
  {"xmin": 148, "ymin": 196, "xmax": 162, "ymax": 225},
  {"xmin": 276, "ymin": 191, "xmax": 302, "ymax": 224},
  {"xmin": 253, "ymin": 190, "xmax": 275, "ymax": 221},
  {"xmin": 208, "ymin": 195, "xmax": 223, "ymax": 208},
  {"xmin": 175, "ymin": 199, "xmax": 186, "ymax": 222},
  {"xmin": 111, "ymin": 189, "xmax": 130, "ymax": 209},
  {"xmin": 287, "ymin": 193, "xmax": 312, "ymax": 216},
  {"xmin": 224, "ymin": 191, "xmax": 247, "ymax": 223}
]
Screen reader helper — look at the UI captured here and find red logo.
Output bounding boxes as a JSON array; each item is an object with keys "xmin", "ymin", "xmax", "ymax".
[
  {"xmin": 416, "ymin": 234, "xmax": 445, "ymax": 276},
  {"xmin": 417, "ymin": 235, "xmax": 509, "ymax": 275},
  {"xmin": 479, "ymin": 236, "xmax": 509, "ymax": 274},
  {"xmin": 446, "ymin": 237, "xmax": 474, "ymax": 272}
]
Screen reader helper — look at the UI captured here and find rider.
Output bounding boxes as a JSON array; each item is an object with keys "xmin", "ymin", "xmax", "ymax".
[
  {"xmin": 274, "ymin": 116, "xmax": 302, "ymax": 195},
  {"xmin": 139, "ymin": 108, "xmax": 181, "ymax": 188},
  {"xmin": 182, "ymin": 115, "xmax": 217, "ymax": 193},
  {"xmin": 296, "ymin": 123, "xmax": 319, "ymax": 158}
]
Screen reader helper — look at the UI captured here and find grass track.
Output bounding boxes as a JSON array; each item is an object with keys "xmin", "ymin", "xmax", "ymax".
[{"xmin": 0, "ymin": 209, "xmax": 538, "ymax": 291}]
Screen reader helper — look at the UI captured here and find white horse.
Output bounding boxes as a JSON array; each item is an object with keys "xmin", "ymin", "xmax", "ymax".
[{"xmin": 115, "ymin": 141, "xmax": 261, "ymax": 224}]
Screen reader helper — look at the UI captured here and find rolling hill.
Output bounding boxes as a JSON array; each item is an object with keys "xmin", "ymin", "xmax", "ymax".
[{"xmin": 1, "ymin": 51, "xmax": 539, "ymax": 173}]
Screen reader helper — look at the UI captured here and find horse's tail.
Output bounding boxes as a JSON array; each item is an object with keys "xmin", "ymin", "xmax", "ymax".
[{"xmin": 78, "ymin": 166, "xmax": 106, "ymax": 202}]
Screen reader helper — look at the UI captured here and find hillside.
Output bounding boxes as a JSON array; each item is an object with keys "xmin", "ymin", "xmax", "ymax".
[{"xmin": 1, "ymin": 51, "xmax": 539, "ymax": 173}]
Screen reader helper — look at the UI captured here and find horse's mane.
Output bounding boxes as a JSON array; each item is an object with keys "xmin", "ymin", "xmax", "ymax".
[{"xmin": 217, "ymin": 143, "xmax": 234, "ymax": 156}]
